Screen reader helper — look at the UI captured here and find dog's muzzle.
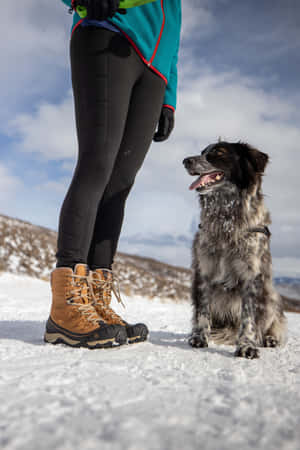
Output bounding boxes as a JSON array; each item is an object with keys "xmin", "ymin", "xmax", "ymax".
[{"xmin": 183, "ymin": 156, "xmax": 224, "ymax": 191}]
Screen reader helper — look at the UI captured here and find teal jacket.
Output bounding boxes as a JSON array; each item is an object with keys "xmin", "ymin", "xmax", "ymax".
[{"xmin": 61, "ymin": 0, "xmax": 181, "ymax": 110}]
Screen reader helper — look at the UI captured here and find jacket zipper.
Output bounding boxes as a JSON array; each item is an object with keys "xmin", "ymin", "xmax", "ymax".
[{"xmin": 148, "ymin": 0, "xmax": 165, "ymax": 67}]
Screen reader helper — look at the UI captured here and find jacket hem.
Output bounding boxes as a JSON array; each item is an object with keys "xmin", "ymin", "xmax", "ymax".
[{"xmin": 107, "ymin": 22, "xmax": 168, "ymax": 85}]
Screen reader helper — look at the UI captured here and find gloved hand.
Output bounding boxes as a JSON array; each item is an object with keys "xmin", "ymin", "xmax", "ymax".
[
  {"xmin": 153, "ymin": 106, "xmax": 175, "ymax": 142},
  {"xmin": 73, "ymin": 0, "xmax": 121, "ymax": 21}
]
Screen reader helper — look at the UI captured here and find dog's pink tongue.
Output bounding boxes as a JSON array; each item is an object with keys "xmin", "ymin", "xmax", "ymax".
[{"xmin": 189, "ymin": 174, "xmax": 211, "ymax": 190}]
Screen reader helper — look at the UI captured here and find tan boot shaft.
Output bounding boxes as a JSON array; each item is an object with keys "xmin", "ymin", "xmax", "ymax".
[{"xmin": 50, "ymin": 265, "xmax": 100, "ymax": 334}]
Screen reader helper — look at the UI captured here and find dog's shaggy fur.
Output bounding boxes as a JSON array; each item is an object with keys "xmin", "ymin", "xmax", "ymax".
[{"xmin": 183, "ymin": 141, "xmax": 287, "ymax": 359}]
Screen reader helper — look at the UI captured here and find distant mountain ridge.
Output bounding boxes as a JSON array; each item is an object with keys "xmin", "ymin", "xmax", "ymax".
[
  {"xmin": 121, "ymin": 232, "xmax": 191, "ymax": 247},
  {"xmin": 274, "ymin": 277, "xmax": 300, "ymax": 285},
  {"xmin": 0, "ymin": 212, "xmax": 299, "ymax": 303}
]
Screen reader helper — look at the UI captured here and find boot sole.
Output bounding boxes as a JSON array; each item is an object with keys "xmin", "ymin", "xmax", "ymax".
[
  {"xmin": 127, "ymin": 328, "xmax": 149, "ymax": 344},
  {"xmin": 44, "ymin": 331, "xmax": 126, "ymax": 349}
]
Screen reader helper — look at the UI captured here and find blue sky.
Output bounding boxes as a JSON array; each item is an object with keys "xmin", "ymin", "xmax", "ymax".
[{"xmin": 1, "ymin": 0, "xmax": 300, "ymax": 275}]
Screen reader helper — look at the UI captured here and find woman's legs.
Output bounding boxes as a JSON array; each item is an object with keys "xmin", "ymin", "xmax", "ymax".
[
  {"xmin": 87, "ymin": 67, "xmax": 166, "ymax": 269},
  {"xmin": 55, "ymin": 26, "xmax": 144, "ymax": 267}
]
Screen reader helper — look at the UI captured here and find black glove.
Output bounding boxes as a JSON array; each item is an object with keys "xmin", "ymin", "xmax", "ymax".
[
  {"xmin": 74, "ymin": 0, "xmax": 121, "ymax": 21},
  {"xmin": 153, "ymin": 106, "xmax": 175, "ymax": 142}
]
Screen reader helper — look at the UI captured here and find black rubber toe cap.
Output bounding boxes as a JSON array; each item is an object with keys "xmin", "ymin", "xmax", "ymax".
[
  {"xmin": 126, "ymin": 323, "xmax": 149, "ymax": 341},
  {"xmin": 96, "ymin": 322, "xmax": 127, "ymax": 343}
]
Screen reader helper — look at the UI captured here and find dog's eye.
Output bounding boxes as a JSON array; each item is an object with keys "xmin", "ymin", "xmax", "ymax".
[{"xmin": 216, "ymin": 148, "xmax": 227, "ymax": 156}]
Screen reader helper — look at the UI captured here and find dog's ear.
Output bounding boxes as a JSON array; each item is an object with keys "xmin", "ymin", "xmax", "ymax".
[
  {"xmin": 247, "ymin": 147, "xmax": 269, "ymax": 173},
  {"xmin": 236, "ymin": 142, "xmax": 269, "ymax": 173}
]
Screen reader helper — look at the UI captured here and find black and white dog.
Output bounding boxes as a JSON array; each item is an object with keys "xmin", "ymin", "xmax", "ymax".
[{"xmin": 183, "ymin": 141, "xmax": 287, "ymax": 359}]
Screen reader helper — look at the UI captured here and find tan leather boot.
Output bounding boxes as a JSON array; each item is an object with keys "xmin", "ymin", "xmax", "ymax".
[
  {"xmin": 44, "ymin": 263, "xmax": 127, "ymax": 348},
  {"xmin": 90, "ymin": 268, "xmax": 149, "ymax": 344}
]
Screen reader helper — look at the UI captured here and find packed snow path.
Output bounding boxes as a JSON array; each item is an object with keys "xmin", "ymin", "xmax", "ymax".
[{"xmin": 1, "ymin": 272, "xmax": 300, "ymax": 450}]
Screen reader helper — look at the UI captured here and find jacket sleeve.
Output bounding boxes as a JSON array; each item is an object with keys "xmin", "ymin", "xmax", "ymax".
[
  {"xmin": 162, "ymin": 8, "xmax": 181, "ymax": 112},
  {"xmin": 61, "ymin": 0, "xmax": 71, "ymax": 7}
]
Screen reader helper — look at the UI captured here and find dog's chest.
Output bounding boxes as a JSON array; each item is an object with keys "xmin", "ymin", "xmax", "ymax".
[
  {"xmin": 194, "ymin": 227, "xmax": 267, "ymax": 286},
  {"xmin": 195, "ymin": 238, "xmax": 232, "ymax": 283}
]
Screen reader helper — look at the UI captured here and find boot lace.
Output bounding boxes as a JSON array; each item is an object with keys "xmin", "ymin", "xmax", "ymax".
[
  {"xmin": 66, "ymin": 273, "xmax": 99, "ymax": 325},
  {"xmin": 89, "ymin": 271, "xmax": 126, "ymax": 325}
]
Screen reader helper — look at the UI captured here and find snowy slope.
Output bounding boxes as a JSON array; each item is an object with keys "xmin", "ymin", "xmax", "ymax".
[
  {"xmin": 2, "ymin": 212, "xmax": 300, "ymax": 304},
  {"xmin": 1, "ymin": 272, "xmax": 300, "ymax": 450}
]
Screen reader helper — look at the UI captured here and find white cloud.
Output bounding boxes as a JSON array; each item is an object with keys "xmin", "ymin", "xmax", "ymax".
[
  {"xmin": 122, "ymin": 189, "xmax": 193, "ymax": 236},
  {"xmin": 181, "ymin": 2, "xmax": 216, "ymax": 40},
  {"xmin": 0, "ymin": 164, "xmax": 23, "ymax": 211},
  {"xmin": 37, "ymin": 178, "xmax": 71, "ymax": 194},
  {"xmin": 0, "ymin": 0, "xmax": 70, "ymax": 123},
  {"xmin": 0, "ymin": 180, "xmax": 62, "ymax": 233},
  {"xmin": 273, "ymin": 257, "xmax": 300, "ymax": 279},
  {"xmin": 8, "ymin": 91, "xmax": 77, "ymax": 161},
  {"xmin": 61, "ymin": 160, "xmax": 76, "ymax": 172},
  {"xmin": 0, "ymin": 164, "xmax": 22, "ymax": 194},
  {"xmin": 119, "ymin": 240, "xmax": 192, "ymax": 268}
]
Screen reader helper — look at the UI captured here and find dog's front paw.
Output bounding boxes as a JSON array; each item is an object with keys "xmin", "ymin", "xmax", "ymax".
[
  {"xmin": 235, "ymin": 342, "xmax": 260, "ymax": 359},
  {"xmin": 188, "ymin": 333, "xmax": 209, "ymax": 348},
  {"xmin": 264, "ymin": 335, "xmax": 279, "ymax": 347}
]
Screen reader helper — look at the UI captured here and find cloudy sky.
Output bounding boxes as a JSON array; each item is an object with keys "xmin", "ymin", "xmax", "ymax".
[{"xmin": 1, "ymin": 0, "xmax": 300, "ymax": 275}]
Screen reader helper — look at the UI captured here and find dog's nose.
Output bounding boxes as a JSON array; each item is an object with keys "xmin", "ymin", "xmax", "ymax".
[{"xmin": 183, "ymin": 157, "xmax": 194, "ymax": 167}]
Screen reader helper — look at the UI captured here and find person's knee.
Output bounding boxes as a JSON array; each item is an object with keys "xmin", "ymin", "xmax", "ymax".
[
  {"xmin": 111, "ymin": 173, "xmax": 135, "ymax": 198},
  {"xmin": 100, "ymin": 178, "xmax": 133, "ymax": 208},
  {"xmin": 77, "ymin": 149, "xmax": 114, "ymax": 185}
]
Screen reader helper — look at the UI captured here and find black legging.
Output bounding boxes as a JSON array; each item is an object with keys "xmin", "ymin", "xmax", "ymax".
[{"xmin": 55, "ymin": 26, "xmax": 166, "ymax": 270}]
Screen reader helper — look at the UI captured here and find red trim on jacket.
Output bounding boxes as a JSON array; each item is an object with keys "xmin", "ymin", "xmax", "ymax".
[
  {"xmin": 148, "ymin": 63, "xmax": 168, "ymax": 84},
  {"xmin": 163, "ymin": 104, "xmax": 175, "ymax": 112},
  {"xmin": 71, "ymin": 1, "xmax": 169, "ymax": 88},
  {"xmin": 149, "ymin": 0, "xmax": 165, "ymax": 65},
  {"xmin": 108, "ymin": 24, "xmax": 168, "ymax": 85},
  {"xmin": 71, "ymin": 18, "xmax": 85, "ymax": 38}
]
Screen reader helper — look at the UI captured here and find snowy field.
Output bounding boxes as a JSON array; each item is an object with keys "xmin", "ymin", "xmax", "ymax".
[{"xmin": 1, "ymin": 272, "xmax": 300, "ymax": 450}]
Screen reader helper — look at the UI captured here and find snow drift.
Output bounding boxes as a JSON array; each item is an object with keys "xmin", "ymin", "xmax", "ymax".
[{"xmin": 1, "ymin": 272, "xmax": 300, "ymax": 450}]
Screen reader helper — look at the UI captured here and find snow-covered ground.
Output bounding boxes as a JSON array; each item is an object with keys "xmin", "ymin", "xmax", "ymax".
[{"xmin": 1, "ymin": 272, "xmax": 300, "ymax": 450}]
